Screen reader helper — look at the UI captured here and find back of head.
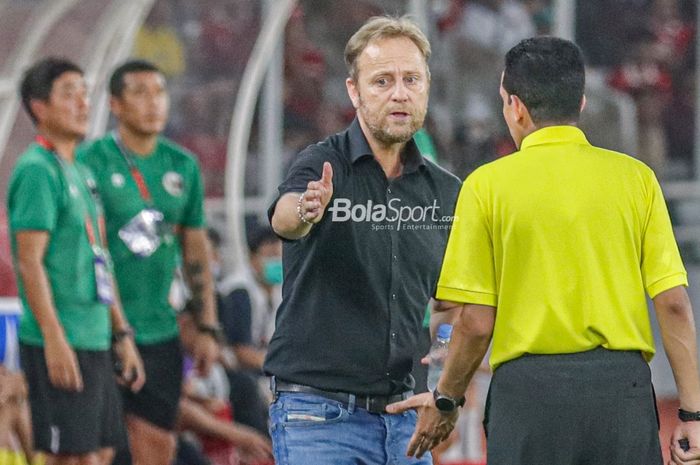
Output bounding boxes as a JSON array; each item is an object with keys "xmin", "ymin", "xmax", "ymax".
[
  {"xmin": 109, "ymin": 59, "xmax": 162, "ymax": 98},
  {"xmin": 248, "ymin": 226, "xmax": 279, "ymax": 255},
  {"xmin": 344, "ymin": 15, "xmax": 431, "ymax": 82},
  {"xmin": 20, "ymin": 57, "xmax": 83, "ymax": 124},
  {"xmin": 502, "ymin": 37, "xmax": 585, "ymax": 124}
]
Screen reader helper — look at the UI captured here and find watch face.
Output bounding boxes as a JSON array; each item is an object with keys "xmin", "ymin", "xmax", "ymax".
[{"xmin": 435, "ymin": 396, "xmax": 456, "ymax": 412}]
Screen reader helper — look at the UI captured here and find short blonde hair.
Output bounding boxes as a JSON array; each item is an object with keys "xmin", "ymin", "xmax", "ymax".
[{"xmin": 344, "ymin": 15, "xmax": 431, "ymax": 82}]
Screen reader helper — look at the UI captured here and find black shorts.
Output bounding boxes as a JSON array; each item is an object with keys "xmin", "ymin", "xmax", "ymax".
[
  {"xmin": 122, "ymin": 337, "xmax": 183, "ymax": 430},
  {"xmin": 20, "ymin": 343, "xmax": 126, "ymax": 455}
]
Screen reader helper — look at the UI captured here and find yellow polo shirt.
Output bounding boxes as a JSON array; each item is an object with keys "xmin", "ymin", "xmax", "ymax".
[{"xmin": 437, "ymin": 126, "xmax": 687, "ymax": 369}]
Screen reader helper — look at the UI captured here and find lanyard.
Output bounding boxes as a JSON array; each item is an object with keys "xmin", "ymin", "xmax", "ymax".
[
  {"xmin": 84, "ymin": 214, "xmax": 107, "ymax": 250},
  {"xmin": 111, "ymin": 131, "xmax": 153, "ymax": 205},
  {"xmin": 36, "ymin": 136, "xmax": 107, "ymax": 250}
]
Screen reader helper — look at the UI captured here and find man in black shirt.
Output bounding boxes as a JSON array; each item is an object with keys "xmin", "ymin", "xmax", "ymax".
[{"xmin": 266, "ymin": 15, "xmax": 461, "ymax": 465}]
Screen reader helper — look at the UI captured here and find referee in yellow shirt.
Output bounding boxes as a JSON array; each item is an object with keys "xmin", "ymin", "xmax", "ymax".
[{"xmin": 388, "ymin": 37, "xmax": 700, "ymax": 464}]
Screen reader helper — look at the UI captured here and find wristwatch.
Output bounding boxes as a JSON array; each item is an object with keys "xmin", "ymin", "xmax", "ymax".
[
  {"xmin": 433, "ymin": 388, "xmax": 465, "ymax": 413},
  {"xmin": 679, "ymin": 408, "xmax": 700, "ymax": 422},
  {"xmin": 197, "ymin": 323, "xmax": 225, "ymax": 342},
  {"xmin": 111, "ymin": 326, "xmax": 134, "ymax": 344}
]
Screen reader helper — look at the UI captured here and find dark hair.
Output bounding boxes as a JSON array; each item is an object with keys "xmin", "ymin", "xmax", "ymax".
[
  {"xmin": 248, "ymin": 226, "xmax": 279, "ymax": 254},
  {"xmin": 109, "ymin": 59, "xmax": 162, "ymax": 97},
  {"xmin": 207, "ymin": 227, "xmax": 222, "ymax": 249},
  {"xmin": 502, "ymin": 37, "xmax": 585, "ymax": 124},
  {"xmin": 20, "ymin": 57, "xmax": 83, "ymax": 124}
]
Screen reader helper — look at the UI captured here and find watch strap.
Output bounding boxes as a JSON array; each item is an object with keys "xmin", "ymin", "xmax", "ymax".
[{"xmin": 679, "ymin": 408, "xmax": 700, "ymax": 422}]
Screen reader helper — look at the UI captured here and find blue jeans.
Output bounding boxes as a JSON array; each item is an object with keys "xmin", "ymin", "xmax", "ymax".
[{"xmin": 269, "ymin": 392, "xmax": 432, "ymax": 465}]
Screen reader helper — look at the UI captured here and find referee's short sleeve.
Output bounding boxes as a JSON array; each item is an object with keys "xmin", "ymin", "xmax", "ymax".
[
  {"xmin": 436, "ymin": 175, "xmax": 497, "ymax": 306},
  {"xmin": 641, "ymin": 173, "xmax": 687, "ymax": 298}
]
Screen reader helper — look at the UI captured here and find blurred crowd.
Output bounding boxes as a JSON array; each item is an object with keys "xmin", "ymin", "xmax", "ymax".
[
  {"xmin": 129, "ymin": 0, "xmax": 695, "ymax": 198},
  {"xmin": 587, "ymin": 0, "xmax": 696, "ymax": 178}
]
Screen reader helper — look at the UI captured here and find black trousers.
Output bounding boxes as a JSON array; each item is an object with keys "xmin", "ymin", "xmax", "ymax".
[{"xmin": 484, "ymin": 348, "xmax": 663, "ymax": 465}]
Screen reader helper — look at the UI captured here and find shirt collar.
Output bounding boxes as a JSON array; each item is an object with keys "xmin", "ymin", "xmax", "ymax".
[
  {"xmin": 520, "ymin": 125, "xmax": 590, "ymax": 151},
  {"xmin": 347, "ymin": 117, "xmax": 426, "ymax": 173}
]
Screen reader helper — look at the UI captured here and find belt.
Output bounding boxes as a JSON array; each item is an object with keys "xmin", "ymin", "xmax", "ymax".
[{"xmin": 272, "ymin": 379, "xmax": 412, "ymax": 414}]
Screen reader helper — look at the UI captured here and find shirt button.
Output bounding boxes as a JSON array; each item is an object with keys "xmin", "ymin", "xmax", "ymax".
[
  {"xmin": 391, "ymin": 294, "xmax": 397, "ymax": 300},
  {"xmin": 393, "ymin": 255, "xmax": 397, "ymax": 261},
  {"xmin": 387, "ymin": 188, "xmax": 392, "ymax": 194},
  {"xmin": 386, "ymin": 372, "xmax": 391, "ymax": 376},
  {"xmin": 391, "ymin": 332, "xmax": 397, "ymax": 340}
]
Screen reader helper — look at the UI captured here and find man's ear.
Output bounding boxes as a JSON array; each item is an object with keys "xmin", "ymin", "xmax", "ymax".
[
  {"xmin": 510, "ymin": 93, "xmax": 536, "ymax": 130},
  {"xmin": 510, "ymin": 94, "xmax": 527, "ymax": 121},
  {"xmin": 346, "ymin": 77, "xmax": 360, "ymax": 109},
  {"xmin": 29, "ymin": 99, "xmax": 48, "ymax": 123},
  {"xmin": 109, "ymin": 95, "xmax": 121, "ymax": 117}
]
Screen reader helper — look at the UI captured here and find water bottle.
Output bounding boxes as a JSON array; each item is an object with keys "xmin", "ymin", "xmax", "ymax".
[{"xmin": 427, "ymin": 323, "xmax": 452, "ymax": 391}]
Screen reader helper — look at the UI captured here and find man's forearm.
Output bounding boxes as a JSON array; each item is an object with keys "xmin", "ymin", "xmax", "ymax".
[
  {"xmin": 437, "ymin": 304, "xmax": 495, "ymax": 399},
  {"xmin": 233, "ymin": 344, "xmax": 266, "ymax": 371},
  {"xmin": 109, "ymin": 304, "xmax": 131, "ymax": 334},
  {"xmin": 108, "ymin": 277, "xmax": 131, "ymax": 333},
  {"xmin": 182, "ymin": 229, "xmax": 218, "ymax": 326},
  {"xmin": 654, "ymin": 287, "xmax": 700, "ymax": 411},
  {"xmin": 271, "ymin": 193, "xmax": 313, "ymax": 240},
  {"xmin": 430, "ymin": 300, "xmax": 462, "ymax": 339},
  {"xmin": 178, "ymin": 397, "xmax": 253, "ymax": 444},
  {"xmin": 18, "ymin": 257, "xmax": 63, "ymax": 340}
]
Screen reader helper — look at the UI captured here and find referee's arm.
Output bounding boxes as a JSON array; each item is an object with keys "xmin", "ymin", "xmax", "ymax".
[{"xmin": 654, "ymin": 286, "xmax": 700, "ymax": 461}]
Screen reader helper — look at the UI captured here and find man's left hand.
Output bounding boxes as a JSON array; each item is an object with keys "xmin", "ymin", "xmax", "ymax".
[
  {"xmin": 386, "ymin": 391, "xmax": 459, "ymax": 458},
  {"xmin": 114, "ymin": 338, "xmax": 146, "ymax": 392},
  {"xmin": 193, "ymin": 332, "xmax": 219, "ymax": 376},
  {"xmin": 669, "ymin": 420, "xmax": 700, "ymax": 464},
  {"xmin": 0, "ymin": 367, "xmax": 27, "ymax": 404}
]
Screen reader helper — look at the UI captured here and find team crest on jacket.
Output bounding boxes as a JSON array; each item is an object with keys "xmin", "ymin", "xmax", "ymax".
[
  {"xmin": 111, "ymin": 173, "xmax": 125, "ymax": 188},
  {"xmin": 163, "ymin": 171, "xmax": 184, "ymax": 196}
]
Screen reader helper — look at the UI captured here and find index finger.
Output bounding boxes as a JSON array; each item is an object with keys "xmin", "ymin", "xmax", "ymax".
[
  {"xmin": 670, "ymin": 444, "xmax": 700, "ymax": 464},
  {"xmin": 406, "ymin": 432, "xmax": 424, "ymax": 457},
  {"xmin": 70, "ymin": 359, "xmax": 84, "ymax": 392},
  {"xmin": 131, "ymin": 364, "xmax": 146, "ymax": 392},
  {"xmin": 386, "ymin": 397, "xmax": 414, "ymax": 414},
  {"xmin": 58, "ymin": 362, "xmax": 81, "ymax": 392}
]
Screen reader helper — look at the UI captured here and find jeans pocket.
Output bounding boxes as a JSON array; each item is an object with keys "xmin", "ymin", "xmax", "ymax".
[{"xmin": 278, "ymin": 394, "xmax": 348, "ymax": 427}]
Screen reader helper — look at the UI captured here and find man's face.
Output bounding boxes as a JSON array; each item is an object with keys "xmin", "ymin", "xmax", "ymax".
[
  {"xmin": 347, "ymin": 36, "xmax": 429, "ymax": 146},
  {"xmin": 37, "ymin": 71, "xmax": 89, "ymax": 139},
  {"xmin": 111, "ymin": 71, "xmax": 169, "ymax": 136},
  {"xmin": 251, "ymin": 240, "xmax": 283, "ymax": 284}
]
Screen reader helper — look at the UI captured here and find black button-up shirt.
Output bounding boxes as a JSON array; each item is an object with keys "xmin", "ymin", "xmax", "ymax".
[{"xmin": 265, "ymin": 119, "xmax": 461, "ymax": 395}]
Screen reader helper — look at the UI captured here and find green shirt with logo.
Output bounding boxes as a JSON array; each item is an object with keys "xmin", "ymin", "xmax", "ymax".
[
  {"xmin": 78, "ymin": 135, "xmax": 205, "ymax": 344},
  {"xmin": 8, "ymin": 144, "xmax": 111, "ymax": 350}
]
